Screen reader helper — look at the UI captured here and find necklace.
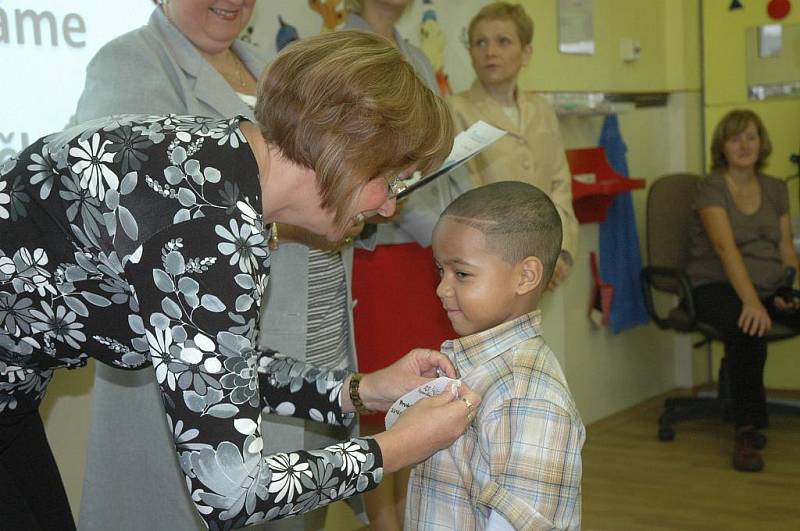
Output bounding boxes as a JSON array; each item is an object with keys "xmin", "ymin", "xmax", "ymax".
[
  {"xmin": 228, "ymin": 50, "xmax": 247, "ymax": 89},
  {"xmin": 161, "ymin": 0, "xmax": 246, "ymax": 90},
  {"xmin": 724, "ymin": 171, "xmax": 761, "ymax": 214},
  {"xmin": 160, "ymin": 1, "xmax": 173, "ymax": 25},
  {"xmin": 724, "ymin": 171, "xmax": 757, "ymax": 191}
]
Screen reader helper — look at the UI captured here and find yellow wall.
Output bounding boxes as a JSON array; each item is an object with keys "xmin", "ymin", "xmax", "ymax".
[
  {"xmin": 745, "ymin": 24, "xmax": 800, "ymax": 86},
  {"xmin": 518, "ymin": 0, "xmax": 701, "ymax": 92},
  {"xmin": 703, "ymin": 0, "xmax": 800, "ymax": 178},
  {"xmin": 703, "ymin": 0, "xmax": 800, "ymax": 389},
  {"xmin": 511, "ymin": 0, "xmax": 705, "ymax": 423}
]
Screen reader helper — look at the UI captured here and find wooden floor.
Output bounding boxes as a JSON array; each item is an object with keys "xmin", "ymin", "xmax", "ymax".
[
  {"xmin": 582, "ymin": 390, "xmax": 800, "ymax": 531},
  {"xmin": 325, "ymin": 389, "xmax": 800, "ymax": 530}
]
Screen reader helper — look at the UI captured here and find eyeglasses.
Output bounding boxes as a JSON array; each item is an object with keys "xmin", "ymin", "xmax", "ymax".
[{"xmin": 385, "ymin": 174, "xmax": 408, "ymax": 199}]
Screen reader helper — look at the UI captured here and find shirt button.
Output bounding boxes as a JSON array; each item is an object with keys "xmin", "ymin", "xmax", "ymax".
[{"xmin": 522, "ymin": 160, "xmax": 531, "ymax": 169}]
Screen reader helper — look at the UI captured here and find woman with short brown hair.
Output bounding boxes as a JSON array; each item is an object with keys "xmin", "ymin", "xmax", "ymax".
[
  {"xmin": 256, "ymin": 29, "xmax": 452, "ymax": 226},
  {"xmin": 0, "ymin": 30, "xmax": 477, "ymax": 530}
]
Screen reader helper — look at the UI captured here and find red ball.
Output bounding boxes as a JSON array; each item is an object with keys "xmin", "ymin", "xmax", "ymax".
[{"xmin": 767, "ymin": 0, "xmax": 792, "ymax": 20}]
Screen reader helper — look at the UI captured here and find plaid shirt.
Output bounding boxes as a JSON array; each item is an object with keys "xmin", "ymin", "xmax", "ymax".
[{"xmin": 405, "ymin": 311, "xmax": 585, "ymax": 530}]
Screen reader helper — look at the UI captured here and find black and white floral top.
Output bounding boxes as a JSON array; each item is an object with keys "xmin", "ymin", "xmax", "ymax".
[{"xmin": 0, "ymin": 115, "xmax": 382, "ymax": 528}]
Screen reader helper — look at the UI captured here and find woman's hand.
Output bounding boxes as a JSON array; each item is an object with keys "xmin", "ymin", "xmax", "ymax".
[
  {"xmin": 352, "ymin": 349, "xmax": 458, "ymax": 413},
  {"xmin": 738, "ymin": 301, "xmax": 772, "ymax": 336},
  {"xmin": 373, "ymin": 383, "xmax": 481, "ymax": 473},
  {"xmin": 774, "ymin": 295, "xmax": 799, "ymax": 313}
]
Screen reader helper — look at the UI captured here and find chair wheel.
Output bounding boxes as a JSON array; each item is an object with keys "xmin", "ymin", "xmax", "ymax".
[{"xmin": 658, "ymin": 427, "xmax": 675, "ymax": 441}]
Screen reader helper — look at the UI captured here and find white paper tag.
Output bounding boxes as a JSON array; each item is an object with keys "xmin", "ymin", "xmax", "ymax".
[{"xmin": 384, "ymin": 376, "xmax": 461, "ymax": 430}]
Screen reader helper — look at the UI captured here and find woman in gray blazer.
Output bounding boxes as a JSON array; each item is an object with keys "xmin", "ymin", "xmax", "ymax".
[{"xmin": 72, "ymin": 2, "xmax": 358, "ymax": 529}]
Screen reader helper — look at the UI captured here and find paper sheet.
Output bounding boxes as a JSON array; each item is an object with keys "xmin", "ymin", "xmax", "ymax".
[
  {"xmin": 384, "ymin": 376, "xmax": 461, "ymax": 430},
  {"xmin": 396, "ymin": 120, "xmax": 506, "ymax": 199}
]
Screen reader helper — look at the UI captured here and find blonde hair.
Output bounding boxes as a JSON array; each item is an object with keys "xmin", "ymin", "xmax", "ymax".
[
  {"xmin": 468, "ymin": 2, "xmax": 534, "ymax": 46},
  {"xmin": 710, "ymin": 109, "xmax": 772, "ymax": 171},
  {"xmin": 255, "ymin": 30, "xmax": 453, "ymax": 228}
]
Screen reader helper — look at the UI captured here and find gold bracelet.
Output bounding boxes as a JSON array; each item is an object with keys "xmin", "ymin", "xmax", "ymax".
[
  {"xmin": 348, "ymin": 372, "xmax": 375, "ymax": 415},
  {"xmin": 268, "ymin": 222, "xmax": 279, "ymax": 250}
]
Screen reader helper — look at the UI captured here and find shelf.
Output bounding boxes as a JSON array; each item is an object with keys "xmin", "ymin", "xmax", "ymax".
[{"xmin": 541, "ymin": 91, "xmax": 669, "ymax": 116}]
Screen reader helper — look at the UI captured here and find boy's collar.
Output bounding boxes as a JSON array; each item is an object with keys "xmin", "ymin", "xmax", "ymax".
[{"xmin": 440, "ymin": 310, "xmax": 542, "ymax": 375}]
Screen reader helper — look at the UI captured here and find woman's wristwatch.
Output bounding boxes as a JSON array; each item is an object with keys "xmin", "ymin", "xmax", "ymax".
[
  {"xmin": 268, "ymin": 222, "xmax": 279, "ymax": 250},
  {"xmin": 348, "ymin": 372, "xmax": 375, "ymax": 415}
]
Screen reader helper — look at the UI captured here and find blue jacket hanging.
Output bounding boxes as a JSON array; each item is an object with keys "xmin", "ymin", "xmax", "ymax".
[{"xmin": 598, "ymin": 114, "xmax": 650, "ymax": 333}]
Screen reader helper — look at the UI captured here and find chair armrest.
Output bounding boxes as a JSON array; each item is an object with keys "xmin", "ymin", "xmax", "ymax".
[{"xmin": 640, "ymin": 266, "xmax": 697, "ymax": 330}]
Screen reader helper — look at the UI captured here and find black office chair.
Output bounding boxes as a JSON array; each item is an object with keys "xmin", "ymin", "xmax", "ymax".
[{"xmin": 640, "ymin": 173, "xmax": 800, "ymax": 441}]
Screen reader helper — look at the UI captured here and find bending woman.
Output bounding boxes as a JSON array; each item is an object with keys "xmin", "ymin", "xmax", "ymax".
[
  {"xmin": 0, "ymin": 30, "xmax": 479, "ymax": 529},
  {"xmin": 72, "ymin": 2, "xmax": 361, "ymax": 528},
  {"xmin": 686, "ymin": 109, "xmax": 800, "ymax": 472}
]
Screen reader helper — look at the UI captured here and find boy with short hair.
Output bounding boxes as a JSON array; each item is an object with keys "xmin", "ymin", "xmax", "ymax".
[{"xmin": 405, "ymin": 181, "xmax": 585, "ymax": 530}]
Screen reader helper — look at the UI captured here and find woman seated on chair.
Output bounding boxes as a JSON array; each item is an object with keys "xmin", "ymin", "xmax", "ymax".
[{"xmin": 686, "ymin": 109, "xmax": 800, "ymax": 472}]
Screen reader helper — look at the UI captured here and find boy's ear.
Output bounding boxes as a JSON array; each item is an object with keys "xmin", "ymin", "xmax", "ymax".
[{"xmin": 516, "ymin": 256, "xmax": 543, "ymax": 295}]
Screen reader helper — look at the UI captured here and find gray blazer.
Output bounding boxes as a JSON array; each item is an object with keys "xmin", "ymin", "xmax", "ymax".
[{"xmin": 73, "ymin": 8, "xmax": 358, "ymax": 531}]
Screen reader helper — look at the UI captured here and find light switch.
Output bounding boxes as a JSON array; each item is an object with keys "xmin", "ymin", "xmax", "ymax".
[{"xmin": 620, "ymin": 39, "xmax": 641, "ymax": 62}]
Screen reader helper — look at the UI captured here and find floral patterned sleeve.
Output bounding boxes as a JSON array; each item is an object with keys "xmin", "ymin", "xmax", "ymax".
[
  {"xmin": 130, "ymin": 217, "xmax": 382, "ymax": 527},
  {"xmin": 256, "ymin": 353, "xmax": 356, "ymax": 425},
  {"xmin": 1, "ymin": 115, "xmax": 383, "ymax": 528}
]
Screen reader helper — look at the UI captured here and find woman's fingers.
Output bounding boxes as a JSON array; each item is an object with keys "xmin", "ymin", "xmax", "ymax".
[
  {"xmin": 757, "ymin": 311, "xmax": 771, "ymax": 336},
  {"xmin": 457, "ymin": 386, "xmax": 481, "ymax": 424},
  {"xmin": 738, "ymin": 305, "xmax": 771, "ymax": 336},
  {"xmin": 747, "ymin": 313, "xmax": 758, "ymax": 335},
  {"xmin": 752, "ymin": 317, "xmax": 760, "ymax": 335},
  {"xmin": 411, "ymin": 348, "xmax": 457, "ymax": 378},
  {"xmin": 381, "ymin": 383, "xmax": 482, "ymax": 470},
  {"xmin": 430, "ymin": 351, "xmax": 457, "ymax": 378},
  {"xmin": 422, "ymin": 383, "xmax": 480, "ymax": 430},
  {"xmin": 751, "ymin": 314, "xmax": 769, "ymax": 336},
  {"xmin": 426, "ymin": 383, "xmax": 481, "ymax": 438},
  {"xmin": 748, "ymin": 313, "xmax": 764, "ymax": 336},
  {"xmin": 738, "ymin": 310, "xmax": 753, "ymax": 334},
  {"xmin": 458, "ymin": 384, "xmax": 480, "ymax": 408}
]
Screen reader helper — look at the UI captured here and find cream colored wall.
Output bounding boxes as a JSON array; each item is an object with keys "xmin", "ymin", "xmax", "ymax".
[
  {"xmin": 553, "ymin": 95, "xmax": 705, "ymax": 424},
  {"xmin": 702, "ymin": 0, "xmax": 800, "ymax": 389}
]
